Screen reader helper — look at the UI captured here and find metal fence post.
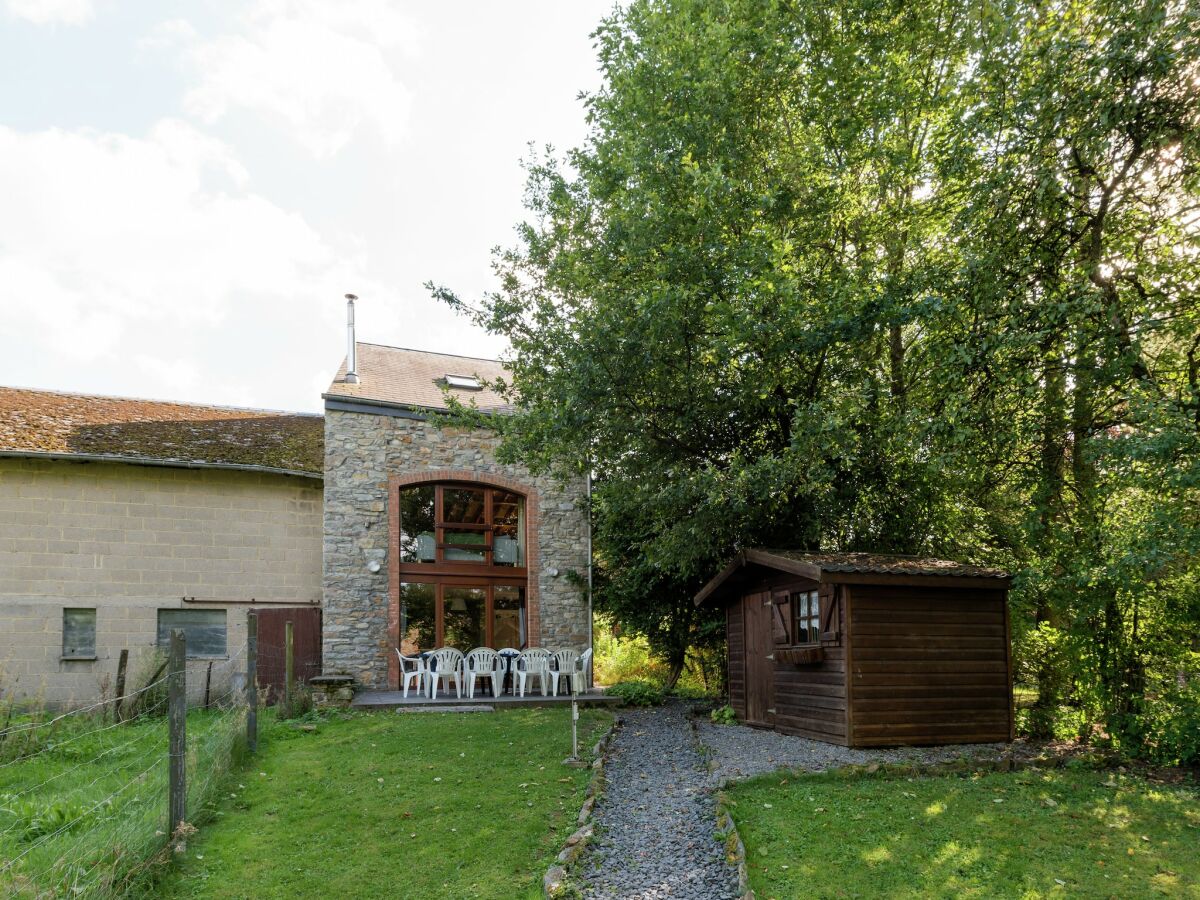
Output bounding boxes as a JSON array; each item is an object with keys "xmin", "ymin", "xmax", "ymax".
[
  {"xmin": 247, "ymin": 611, "xmax": 258, "ymax": 753},
  {"xmin": 284, "ymin": 619, "xmax": 294, "ymax": 713},
  {"xmin": 168, "ymin": 628, "xmax": 187, "ymax": 836}
]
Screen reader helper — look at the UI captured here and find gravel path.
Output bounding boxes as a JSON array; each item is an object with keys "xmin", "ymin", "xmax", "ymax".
[
  {"xmin": 579, "ymin": 702, "xmax": 739, "ymax": 900},
  {"xmin": 696, "ymin": 719, "xmax": 1009, "ymax": 786}
]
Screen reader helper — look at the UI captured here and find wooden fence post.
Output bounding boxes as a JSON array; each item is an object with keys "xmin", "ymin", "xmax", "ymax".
[
  {"xmin": 284, "ymin": 620, "xmax": 294, "ymax": 713},
  {"xmin": 247, "ymin": 611, "xmax": 258, "ymax": 753},
  {"xmin": 114, "ymin": 649, "xmax": 129, "ymax": 723},
  {"xmin": 168, "ymin": 629, "xmax": 187, "ymax": 837}
]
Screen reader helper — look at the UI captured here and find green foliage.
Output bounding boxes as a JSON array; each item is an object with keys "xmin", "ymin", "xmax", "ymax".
[
  {"xmin": 729, "ymin": 768, "xmax": 1200, "ymax": 897},
  {"xmin": 274, "ymin": 683, "xmax": 313, "ymax": 721},
  {"xmin": 154, "ymin": 709, "xmax": 613, "ymax": 899},
  {"xmin": 593, "ymin": 618, "xmax": 723, "ymax": 696},
  {"xmin": 710, "ymin": 705, "xmax": 737, "ymax": 726},
  {"xmin": 432, "ymin": 0, "xmax": 1200, "ymax": 757},
  {"xmin": 605, "ymin": 680, "xmax": 666, "ymax": 707}
]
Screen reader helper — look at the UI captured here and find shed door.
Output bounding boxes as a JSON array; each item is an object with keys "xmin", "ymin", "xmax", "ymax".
[
  {"xmin": 254, "ymin": 607, "xmax": 322, "ymax": 701},
  {"xmin": 743, "ymin": 592, "xmax": 776, "ymax": 726}
]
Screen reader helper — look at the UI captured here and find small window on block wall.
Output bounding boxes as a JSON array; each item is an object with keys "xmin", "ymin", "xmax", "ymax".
[
  {"xmin": 62, "ymin": 608, "xmax": 96, "ymax": 659},
  {"xmin": 157, "ymin": 609, "xmax": 227, "ymax": 658}
]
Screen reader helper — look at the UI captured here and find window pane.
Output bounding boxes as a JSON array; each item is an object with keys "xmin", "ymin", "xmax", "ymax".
[
  {"xmin": 157, "ymin": 609, "xmax": 227, "ymax": 658},
  {"xmin": 62, "ymin": 608, "xmax": 96, "ymax": 658},
  {"xmin": 399, "ymin": 485, "xmax": 436, "ymax": 563},
  {"xmin": 442, "ymin": 488, "xmax": 486, "ymax": 524},
  {"xmin": 493, "ymin": 491, "xmax": 524, "ymax": 566},
  {"xmin": 442, "ymin": 587, "xmax": 486, "ymax": 651},
  {"xmin": 493, "ymin": 586, "xmax": 526, "ymax": 649},
  {"xmin": 399, "ymin": 582, "xmax": 436, "ymax": 654},
  {"xmin": 443, "ymin": 529, "xmax": 487, "ymax": 563}
]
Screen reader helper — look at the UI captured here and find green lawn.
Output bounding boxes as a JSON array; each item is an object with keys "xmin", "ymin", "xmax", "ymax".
[
  {"xmin": 728, "ymin": 767, "xmax": 1200, "ymax": 899},
  {"xmin": 152, "ymin": 708, "xmax": 611, "ymax": 900},
  {"xmin": 0, "ymin": 707, "xmax": 244, "ymax": 898}
]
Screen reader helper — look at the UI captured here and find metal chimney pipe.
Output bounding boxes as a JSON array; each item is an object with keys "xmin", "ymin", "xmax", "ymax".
[{"xmin": 344, "ymin": 294, "xmax": 359, "ymax": 384}]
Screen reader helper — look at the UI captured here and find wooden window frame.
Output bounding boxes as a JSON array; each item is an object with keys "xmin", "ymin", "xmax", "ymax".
[
  {"xmin": 774, "ymin": 583, "xmax": 840, "ymax": 649},
  {"xmin": 397, "ymin": 482, "xmax": 527, "ymax": 579},
  {"xmin": 399, "ymin": 578, "xmax": 528, "ymax": 649}
]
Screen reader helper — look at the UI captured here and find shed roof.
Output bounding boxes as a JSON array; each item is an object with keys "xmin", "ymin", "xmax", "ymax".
[
  {"xmin": 0, "ymin": 387, "xmax": 323, "ymax": 478},
  {"xmin": 323, "ymin": 343, "xmax": 510, "ymax": 413},
  {"xmin": 695, "ymin": 549, "xmax": 1010, "ymax": 605}
]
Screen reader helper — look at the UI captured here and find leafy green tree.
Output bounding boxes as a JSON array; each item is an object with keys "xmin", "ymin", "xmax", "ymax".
[{"xmin": 433, "ymin": 0, "xmax": 1200, "ymax": 753}]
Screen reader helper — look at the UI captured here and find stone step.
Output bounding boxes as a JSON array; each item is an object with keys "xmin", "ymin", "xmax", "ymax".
[{"xmin": 394, "ymin": 704, "xmax": 495, "ymax": 714}]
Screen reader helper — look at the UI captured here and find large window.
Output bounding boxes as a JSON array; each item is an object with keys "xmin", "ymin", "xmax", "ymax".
[
  {"xmin": 157, "ymin": 609, "xmax": 227, "ymax": 658},
  {"xmin": 399, "ymin": 583, "xmax": 527, "ymax": 653},
  {"xmin": 395, "ymin": 482, "xmax": 529, "ymax": 657},
  {"xmin": 398, "ymin": 483, "xmax": 525, "ymax": 569}
]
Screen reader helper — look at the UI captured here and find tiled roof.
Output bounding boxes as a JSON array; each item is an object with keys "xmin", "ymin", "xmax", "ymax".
[
  {"xmin": 324, "ymin": 343, "xmax": 510, "ymax": 413},
  {"xmin": 756, "ymin": 550, "xmax": 1010, "ymax": 580},
  {"xmin": 0, "ymin": 387, "xmax": 323, "ymax": 476}
]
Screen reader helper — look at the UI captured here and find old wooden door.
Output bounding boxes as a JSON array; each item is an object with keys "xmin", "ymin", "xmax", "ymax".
[
  {"xmin": 254, "ymin": 607, "xmax": 322, "ymax": 701},
  {"xmin": 742, "ymin": 592, "xmax": 776, "ymax": 726}
]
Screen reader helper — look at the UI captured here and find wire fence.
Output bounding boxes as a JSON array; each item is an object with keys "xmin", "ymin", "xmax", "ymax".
[{"xmin": 0, "ymin": 627, "xmax": 261, "ymax": 898}]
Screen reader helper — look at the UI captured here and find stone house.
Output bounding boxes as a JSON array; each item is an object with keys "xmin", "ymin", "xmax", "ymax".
[
  {"xmin": 321, "ymin": 341, "xmax": 592, "ymax": 690},
  {"xmin": 0, "ymin": 388, "xmax": 324, "ymax": 707}
]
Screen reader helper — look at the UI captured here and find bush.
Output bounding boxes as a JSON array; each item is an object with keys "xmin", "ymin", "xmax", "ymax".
[
  {"xmin": 605, "ymin": 680, "xmax": 664, "ymax": 707},
  {"xmin": 710, "ymin": 705, "xmax": 737, "ymax": 726},
  {"xmin": 1138, "ymin": 678, "xmax": 1200, "ymax": 766}
]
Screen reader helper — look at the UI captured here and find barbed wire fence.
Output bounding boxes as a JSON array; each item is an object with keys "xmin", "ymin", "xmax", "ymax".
[{"xmin": 0, "ymin": 609, "xmax": 306, "ymax": 898}]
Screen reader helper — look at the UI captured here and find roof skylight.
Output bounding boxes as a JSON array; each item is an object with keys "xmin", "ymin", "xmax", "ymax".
[{"xmin": 445, "ymin": 373, "xmax": 482, "ymax": 390}]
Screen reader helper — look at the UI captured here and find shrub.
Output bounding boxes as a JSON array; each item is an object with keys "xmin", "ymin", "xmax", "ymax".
[
  {"xmin": 710, "ymin": 705, "xmax": 737, "ymax": 726},
  {"xmin": 605, "ymin": 680, "xmax": 664, "ymax": 707},
  {"xmin": 1138, "ymin": 678, "xmax": 1200, "ymax": 767}
]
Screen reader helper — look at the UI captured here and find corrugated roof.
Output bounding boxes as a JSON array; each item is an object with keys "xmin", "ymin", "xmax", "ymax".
[
  {"xmin": 324, "ymin": 343, "xmax": 510, "ymax": 413},
  {"xmin": 0, "ymin": 387, "xmax": 323, "ymax": 476},
  {"xmin": 757, "ymin": 550, "xmax": 1009, "ymax": 579}
]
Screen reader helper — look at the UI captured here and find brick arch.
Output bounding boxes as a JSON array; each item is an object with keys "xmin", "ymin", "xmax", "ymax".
[{"xmin": 386, "ymin": 470, "xmax": 541, "ymax": 689}]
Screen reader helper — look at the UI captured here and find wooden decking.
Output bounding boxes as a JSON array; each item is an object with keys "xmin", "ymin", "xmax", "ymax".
[{"xmin": 352, "ymin": 688, "xmax": 621, "ymax": 711}]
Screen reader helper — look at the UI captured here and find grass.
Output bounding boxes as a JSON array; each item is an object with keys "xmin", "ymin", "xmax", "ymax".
[
  {"xmin": 152, "ymin": 707, "xmax": 613, "ymax": 899},
  {"xmin": 728, "ymin": 766, "xmax": 1200, "ymax": 899},
  {"xmin": 0, "ymin": 706, "xmax": 246, "ymax": 898}
]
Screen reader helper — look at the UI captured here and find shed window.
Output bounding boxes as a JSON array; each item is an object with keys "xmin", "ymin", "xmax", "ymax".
[
  {"xmin": 62, "ymin": 608, "xmax": 96, "ymax": 659},
  {"xmin": 157, "ymin": 609, "xmax": 227, "ymax": 658},
  {"xmin": 792, "ymin": 590, "xmax": 820, "ymax": 644}
]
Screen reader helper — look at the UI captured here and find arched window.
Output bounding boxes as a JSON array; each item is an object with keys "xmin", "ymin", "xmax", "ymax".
[{"xmin": 395, "ymin": 482, "xmax": 528, "ymax": 653}]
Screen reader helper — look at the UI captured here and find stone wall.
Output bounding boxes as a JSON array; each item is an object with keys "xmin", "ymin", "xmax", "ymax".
[
  {"xmin": 0, "ymin": 457, "xmax": 323, "ymax": 706},
  {"xmin": 322, "ymin": 409, "xmax": 590, "ymax": 688}
]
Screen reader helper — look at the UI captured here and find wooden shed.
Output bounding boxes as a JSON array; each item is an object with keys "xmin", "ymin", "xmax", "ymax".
[{"xmin": 696, "ymin": 550, "xmax": 1013, "ymax": 747}]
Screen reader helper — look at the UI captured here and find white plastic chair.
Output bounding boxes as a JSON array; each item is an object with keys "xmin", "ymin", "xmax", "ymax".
[
  {"xmin": 426, "ymin": 647, "xmax": 465, "ymax": 700},
  {"xmin": 395, "ymin": 649, "xmax": 427, "ymax": 699},
  {"xmin": 550, "ymin": 649, "xmax": 579, "ymax": 697},
  {"xmin": 514, "ymin": 648, "xmax": 552, "ymax": 698},
  {"xmin": 464, "ymin": 648, "xmax": 502, "ymax": 699}
]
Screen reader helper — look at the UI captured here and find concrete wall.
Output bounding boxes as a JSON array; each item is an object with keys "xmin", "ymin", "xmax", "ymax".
[
  {"xmin": 322, "ymin": 409, "xmax": 590, "ymax": 688},
  {"xmin": 0, "ymin": 457, "xmax": 323, "ymax": 707}
]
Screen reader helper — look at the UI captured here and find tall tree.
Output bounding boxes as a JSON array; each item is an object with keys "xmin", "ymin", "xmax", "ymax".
[{"xmin": 433, "ymin": 0, "xmax": 1200, "ymax": 753}]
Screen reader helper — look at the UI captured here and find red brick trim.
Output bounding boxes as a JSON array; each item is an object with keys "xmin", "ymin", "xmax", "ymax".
[{"xmin": 387, "ymin": 470, "xmax": 541, "ymax": 689}]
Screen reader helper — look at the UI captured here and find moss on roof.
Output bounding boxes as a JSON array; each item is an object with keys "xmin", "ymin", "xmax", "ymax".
[{"xmin": 0, "ymin": 387, "xmax": 323, "ymax": 476}]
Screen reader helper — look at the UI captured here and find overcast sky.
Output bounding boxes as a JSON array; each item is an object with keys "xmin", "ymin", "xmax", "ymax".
[{"xmin": 0, "ymin": 0, "xmax": 611, "ymax": 412}]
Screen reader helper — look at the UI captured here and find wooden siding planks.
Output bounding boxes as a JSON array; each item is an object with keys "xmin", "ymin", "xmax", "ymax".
[{"xmin": 847, "ymin": 585, "xmax": 1011, "ymax": 747}]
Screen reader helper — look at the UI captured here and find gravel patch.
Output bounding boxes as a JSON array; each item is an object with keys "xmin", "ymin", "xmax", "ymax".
[
  {"xmin": 579, "ymin": 702, "xmax": 740, "ymax": 900},
  {"xmin": 696, "ymin": 719, "xmax": 1010, "ymax": 786}
]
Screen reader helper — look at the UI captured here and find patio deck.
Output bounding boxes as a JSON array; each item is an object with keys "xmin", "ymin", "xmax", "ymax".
[{"xmin": 352, "ymin": 688, "xmax": 621, "ymax": 711}]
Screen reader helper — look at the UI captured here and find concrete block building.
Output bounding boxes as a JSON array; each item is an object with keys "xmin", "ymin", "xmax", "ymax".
[
  {"xmin": 321, "ymin": 341, "xmax": 591, "ymax": 690},
  {"xmin": 0, "ymin": 388, "xmax": 323, "ymax": 706}
]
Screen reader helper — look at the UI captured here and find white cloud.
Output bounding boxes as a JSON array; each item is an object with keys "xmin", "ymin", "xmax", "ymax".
[
  {"xmin": 159, "ymin": 0, "xmax": 418, "ymax": 158},
  {"xmin": 5, "ymin": 0, "xmax": 93, "ymax": 26},
  {"xmin": 0, "ymin": 120, "xmax": 371, "ymax": 406}
]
